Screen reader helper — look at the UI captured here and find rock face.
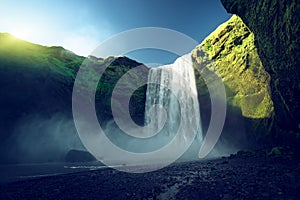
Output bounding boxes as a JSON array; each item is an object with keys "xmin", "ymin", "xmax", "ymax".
[
  {"xmin": 221, "ymin": 0, "xmax": 300, "ymax": 142},
  {"xmin": 192, "ymin": 15, "xmax": 274, "ymax": 146},
  {"xmin": 95, "ymin": 56, "xmax": 147, "ymax": 125},
  {"xmin": 193, "ymin": 15, "xmax": 273, "ymax": 118}
]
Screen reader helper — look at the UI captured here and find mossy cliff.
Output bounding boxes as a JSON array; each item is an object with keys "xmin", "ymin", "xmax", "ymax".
[
  {"xmin": 192, "ymin": 15, "xmax": 274, "ymax": 145},
  {"xmin": 221, "ymin": 0, "xmax": 300, "ymax": 144},
  {"xmin": 77, "ymin": 56, "xmax": 147, "ymax": 125}
]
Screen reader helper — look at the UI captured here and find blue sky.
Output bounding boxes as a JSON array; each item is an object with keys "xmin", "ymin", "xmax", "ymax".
[{"xmin": 0, "ymin": 0, "xmax": 231, "ymax": 64}]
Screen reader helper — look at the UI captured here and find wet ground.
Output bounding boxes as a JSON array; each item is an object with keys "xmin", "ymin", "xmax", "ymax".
[{"xmin": 0, "ymin": 156, "xmax": 299, "ymax": 200}]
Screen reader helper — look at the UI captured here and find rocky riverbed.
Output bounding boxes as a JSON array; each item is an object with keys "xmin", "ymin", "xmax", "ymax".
[{"xmin": 1, "ymin": 152, "xmax": 299, "ymax": 200}]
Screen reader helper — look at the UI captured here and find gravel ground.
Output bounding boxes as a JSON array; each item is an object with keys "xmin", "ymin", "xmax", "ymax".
[{"xmin": 0, "ymin": 156, "xmax": 299, "ymax": 200}]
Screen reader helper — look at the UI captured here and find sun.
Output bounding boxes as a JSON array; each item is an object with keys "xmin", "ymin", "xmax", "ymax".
[{"xmin": 11, "ymin": 28, "xmax": 33, "ymax": 41}]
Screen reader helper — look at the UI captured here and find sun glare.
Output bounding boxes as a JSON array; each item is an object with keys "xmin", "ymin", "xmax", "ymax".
[{"xmin": 11, "ymin": 29, "xmax": 33, "ymax": 41}]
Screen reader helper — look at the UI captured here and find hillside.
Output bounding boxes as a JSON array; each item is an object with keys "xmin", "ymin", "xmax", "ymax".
[{"xmin": 0, "ymin": 33, "xmax": 147, "ymax": 163}]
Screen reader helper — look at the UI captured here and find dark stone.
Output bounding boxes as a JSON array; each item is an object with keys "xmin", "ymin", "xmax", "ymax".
[
  {"xmin": 236, "ymin": 150, "xmax": 255, "ymax": 158},
  {"xmin": 65, "ymin": 149, "xmax": 96, "ymax": 163}
]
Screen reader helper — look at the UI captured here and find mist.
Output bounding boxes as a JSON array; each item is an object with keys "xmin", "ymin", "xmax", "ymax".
[
  {"xmin": 99, "ymin": 119, "xmax": 239, "ymax": 164},
  {"xmin": 4, "ymin": 113, "xmax": 241, "ymax": 165},
  {"xmin": 7, "ymin": 114, "xmax": 84, "ymax": 163}
]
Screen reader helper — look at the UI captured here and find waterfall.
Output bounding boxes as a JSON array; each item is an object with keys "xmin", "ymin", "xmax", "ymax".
[{"xmin": 145, "ymin": 53, "xmax": 202, "ymax": 143}]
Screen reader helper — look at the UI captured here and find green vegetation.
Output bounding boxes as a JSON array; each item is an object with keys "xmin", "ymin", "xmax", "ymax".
[
  {"xmin": 221, "ymin": 0, "xmax": 300, "ymax": 146},
  {"xmin": 0, "ymin": 33, "xmax": 147, "ymax": 133},
  {"xmin": 192, "ymin": 15, "xmax": 274, "ymax": 119},
  {"xmin": 0, "ymin": 33, "xmax": 84, "ymax": 77}
]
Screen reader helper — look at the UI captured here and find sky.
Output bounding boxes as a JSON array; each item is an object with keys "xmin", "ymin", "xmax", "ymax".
[{"xmin": 0, "ymin": 0, "xmax": 231, "ymax": 64}]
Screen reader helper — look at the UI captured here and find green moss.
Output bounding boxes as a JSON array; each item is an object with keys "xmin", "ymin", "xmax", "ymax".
[
  {"xmin": 192, "ymin": 15, "xmax": 274, "ymax": 119},
  {"xmin": 267, "ymin": 147, "xmax": 283, "ymax": 157},
  {"xmin": 0, "ymin": 33, "xmax": 84, "ymax": 77},
  {"xmin": 221, "ymin": 0, "xmax": 300, "ymax": 141},
  {"xmin": 266, "ymin": 146, "xmax": 294, "ymax": 160}
]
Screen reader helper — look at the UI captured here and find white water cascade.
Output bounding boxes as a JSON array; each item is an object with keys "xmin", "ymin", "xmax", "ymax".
[{"xmin": 145, "ymin": 53, "xmax": 202, "ymax": 144}]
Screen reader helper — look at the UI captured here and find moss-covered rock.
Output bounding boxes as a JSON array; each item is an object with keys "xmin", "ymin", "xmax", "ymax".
[
  {"xmin": 94, "ymin": 56, "xmax": 148, "ymax": 125},
  {"xmin": 192, "ymin": 15, "xmax": 274, "ymax": 144},
  {"xmin": 193, "ymin": 15, "xmax": 273, "ymax": 119},
  {"xmin": 221, "ymin": 0, "xmax": 300, "ymax": 144}
]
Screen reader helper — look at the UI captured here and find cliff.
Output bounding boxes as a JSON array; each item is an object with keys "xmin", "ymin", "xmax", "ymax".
[
  {"xmin": 221, "ymin": 0, "xmax": 300, "ymax": 144},
  {"xmin": 192, "ymin": 15, "xmax": 274, "ymax": 146}
]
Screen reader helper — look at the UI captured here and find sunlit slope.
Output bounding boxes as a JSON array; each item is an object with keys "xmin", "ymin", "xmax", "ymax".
[
  {"xmin": 0, "ymin": 33, "xmax": 83, "ymax": 119},
  {"xmin": 0, "ymin": 33, "xmax": 84, "ymax": 77},
  {"xmin": 193, "ymin": 15, "xmax": 273, "ymax": 119},
  {"xmin": 192, "ymin": 15, "xmax": 274, "ymax": 144},
  {"xmin": 0, "ymin": 33, "xmax": 147, "ymax": 163}
]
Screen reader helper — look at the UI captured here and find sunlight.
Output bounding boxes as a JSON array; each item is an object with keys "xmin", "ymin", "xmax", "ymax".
[{"xmin": 10, "ymin": 28, "xmax": 33, "ymax": 41}]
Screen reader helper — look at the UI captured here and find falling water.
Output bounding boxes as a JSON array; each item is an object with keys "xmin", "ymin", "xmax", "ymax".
[{"xmin": 145, "ymin": 53, "xmax": 202, "ymax": 143}]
